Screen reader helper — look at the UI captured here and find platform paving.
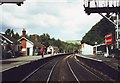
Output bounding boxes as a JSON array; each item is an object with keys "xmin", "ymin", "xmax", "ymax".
[
  {"xmin": 76, "ymin": 54, "xmax": 120, "ymax": 71},
  {"xmin": 0, "ymin": 54, "xmax": 57, "ymax": 72},
  {"xmin": 92, "ymin": 56, "xmax": 120, "ymax": 71}
]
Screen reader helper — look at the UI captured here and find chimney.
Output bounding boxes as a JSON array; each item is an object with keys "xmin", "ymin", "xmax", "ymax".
[{"xmin": 22, "ymin": 28, "xmax": 26, "ymax": 37}]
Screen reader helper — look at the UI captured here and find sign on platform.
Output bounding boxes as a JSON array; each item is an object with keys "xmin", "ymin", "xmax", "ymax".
[{"xmin": 105, "ymin": 33, "xmax": 113, "ymax": 45}]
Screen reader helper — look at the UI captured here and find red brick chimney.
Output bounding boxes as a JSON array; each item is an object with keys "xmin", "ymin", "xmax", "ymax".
[{"xmin": 22, "ymin": 28, "xmax": 26, "ymax": 37}]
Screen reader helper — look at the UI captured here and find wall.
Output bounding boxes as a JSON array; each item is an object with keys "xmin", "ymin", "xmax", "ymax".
[
  {"xmin": 21, "ymin": 40, "xmax": 26, "ymax": 48},
  {"xmin": 47, "ymin": 46, "xmax": 54, "ymax": 54},
  {"xmin": 26, "ymin": 41, "xmax": 33, "ymax": 56},
  {"xmin": 81, "ymin": 43, "xmax": 93, "ymax": 55}
]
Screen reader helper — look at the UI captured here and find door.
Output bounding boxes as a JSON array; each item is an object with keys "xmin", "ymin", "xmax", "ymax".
[{"xmin": 27, "ymin": 48, "xmax": 30, "ymax": 56}]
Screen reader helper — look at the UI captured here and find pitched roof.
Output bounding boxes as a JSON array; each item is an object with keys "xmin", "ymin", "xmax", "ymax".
[
  {"xmin": 0, "ymin": 33, "xmax": 18, "ymax": 44},
  {"xmin": 18, "ymin": 37, "xmax": 42, "ymax": 47},
  {"xmin": 18, "ymin": 37, "xmax": 34, "ymax": 45}
]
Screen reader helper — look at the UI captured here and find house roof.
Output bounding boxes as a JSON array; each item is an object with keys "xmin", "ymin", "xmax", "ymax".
[
  {"xmin": 18, "ymin": 37, "xmax": 42, "ymax": 47},
  {"xmin": 0, "ymin": 33, "xmax": 19, "ymax": 44},
  {"xmin": 18, "ymin": 37, "xmax": 34, "ymax": 45},
  {"xmin": 0, "ymin": 33, "xmax": 42, "ymax": 47}
]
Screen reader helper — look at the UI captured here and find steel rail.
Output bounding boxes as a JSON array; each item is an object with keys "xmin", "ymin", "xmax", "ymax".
[
  {"xmin": 19, "ymin": 59, "xmax": 53, "ymax": 83},
  {"xmin": 46, "ymin": 55, "xmax": 71, "ymax": 82},
  {"xmin": 20, "ymin": 55, "xmax": 66, "ymax": 83},
  {"xmin": 67, "ymin": 56, "xmax": 80, "ymax": 83},
  {"xmin": 73, "ymin": 56, "xmax": 104, "ymax": 81},
  {"xmin": 46, "ymin": 60, "xmax": 59, "ymax": 83}
]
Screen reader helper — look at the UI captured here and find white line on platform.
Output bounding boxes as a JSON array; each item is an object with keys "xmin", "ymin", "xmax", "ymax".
[{"xmin": 75, "ymin": 54, "xmax": 102, "ymax": 62}]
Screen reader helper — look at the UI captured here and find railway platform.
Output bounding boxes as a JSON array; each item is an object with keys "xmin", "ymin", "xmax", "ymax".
[
  {"xmin": 76, "ymin": 54, "xmax": 120, "ymax": 71},
  {"xmin": 1, "ymin": 54, "xmax": 119, "ymax": 75},
  {"xmin": 0, "ymin": 54, "xmax": 57, "ymax": 72},
  {"xmin": 93, "ymin": 55, "xmax": 120, "ymax": 71}
]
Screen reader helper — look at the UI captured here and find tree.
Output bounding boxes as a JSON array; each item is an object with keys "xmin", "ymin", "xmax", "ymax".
[
  {"xmin": 5, "ymin": 29, "xmax": 11, "ymax": 35},
  {"xmin": 14, "ymin": 32, "xmax": 20, "ymax": 39},
  {"xmin": 5, "ymin": 29, "xmax": 15, "ymax": 37},
  {"xmin": 29, "ymin": 35, "xmax": 35, "ymax": 40},
  {"xmin": 39, "ymin": 33, "xmax": 50, "ymax": 47},
  {"xmin": 54, "ymin": 39, "xmax": 62, "ymax": 48},
  {"xmin": 11, "ymin": 29, "xmax": 14, "ymax": 36},
  {"xmin": 49, "ymin": 38, "xmax": 56, "ymax": 46}
]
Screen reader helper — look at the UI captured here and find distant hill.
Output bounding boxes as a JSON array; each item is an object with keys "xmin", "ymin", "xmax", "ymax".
[
  {"xmin": 66, "ymin": 40, "xmax": 81, "ymax": 45},
  {"xmin": 81, "ymin": 17, "xmax": 115, "ymax": 46}
]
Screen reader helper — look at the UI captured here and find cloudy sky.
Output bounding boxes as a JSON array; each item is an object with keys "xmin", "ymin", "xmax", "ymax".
[{"xmin": 0, "ymin": 0, "xmax": 102, "ymax": 41}]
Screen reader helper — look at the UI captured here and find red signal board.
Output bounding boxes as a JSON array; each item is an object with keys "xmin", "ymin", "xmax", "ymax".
[{"xmin": 105, "ymin": 33, "xmax": 113, "ymax": 45}]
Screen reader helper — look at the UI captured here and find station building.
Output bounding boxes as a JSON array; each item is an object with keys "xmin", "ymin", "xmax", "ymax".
[
  {"xmin": 0, "ymin": 32, "xmax": 20, "ymax": 59},
  {"xmin": 18, "ymin": 29, "xmax": 42, "ymax": 56}
]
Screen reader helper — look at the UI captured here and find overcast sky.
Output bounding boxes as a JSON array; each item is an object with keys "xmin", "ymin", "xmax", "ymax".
[{"xmin": 0, "ymin": 0, "xmax": 102, "ymax": 41}]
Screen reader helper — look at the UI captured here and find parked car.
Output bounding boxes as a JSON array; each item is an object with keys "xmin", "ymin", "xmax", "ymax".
[{"xmin": 96, "ymin": 51, "xmax": 104, "ymax": 56}]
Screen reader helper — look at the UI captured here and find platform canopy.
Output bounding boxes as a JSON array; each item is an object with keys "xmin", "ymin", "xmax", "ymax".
[{"xmin": 84, "ymin": 0, "xmax": 120, "ymax": 15}]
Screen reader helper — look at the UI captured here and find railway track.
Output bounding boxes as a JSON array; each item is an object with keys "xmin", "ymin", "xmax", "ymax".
[
  {"xmin": 20, "ymin": 55, "xmax": 69, "ymax": 82},
  {"xmin": 20, "ymin": 55, "xmax": 78, "ymax": 82},
  {"xmin": 2, "ymin": 54, "xmax": 69, "ymax": 82},
  {"xmin": 19, "ymin": 54, "xmax": 112, "ymax": 82},
  {"xmin": 67, "ymin": 55, "xmax": 104, "ymax": 81},
  {"xmin": 2, "ymin": 54, "xmax": 118, "ymax": 82}
]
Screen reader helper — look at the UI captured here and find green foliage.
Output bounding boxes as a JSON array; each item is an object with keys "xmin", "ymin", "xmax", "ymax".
[
  {"xmin": 39, "ymin": 33, "xmax": 50, "ymax": 47},
  {"xmin": 81, "ymin": 18, "xmax": 115, "ymax": 45},
  {"xmin": 60, "ymin": 41, "xmax": 80, "ymax": 53},
  {"xmin": 14, "ymin": 32, "xmax": 20, "ymax": 39},
  {"xmin": 4, "ymin": 29, "xmax": 80, "ymax": 53},
  {"xmin": 5, "ymin": 29, "xmax": 20, "ymax": 39},
  {"xmin": 29, "ymin": 34, "xmax": 35, "ymax": 40},
  {"xmin": 37, "ymin": 33, "xmax": 80, "ymax": 53},
  {"xmin": 5, "ymin": 29, "xmax": 15, "ymax": 36}
]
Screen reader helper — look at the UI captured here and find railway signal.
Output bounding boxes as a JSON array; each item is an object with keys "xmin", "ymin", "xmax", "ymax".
[
  {"xmin": 105, "ymin": 33, "xmax": 114, "ymax": 45},
  {"xmin": 0, "ymin": 0, "xmax": 26, "ymax": 6}
]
